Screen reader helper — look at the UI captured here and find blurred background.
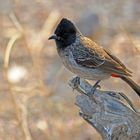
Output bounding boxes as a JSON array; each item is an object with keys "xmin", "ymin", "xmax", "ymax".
[{"xmin": 0, "ymin": 0, "xmax": 140, "ymax": 140}]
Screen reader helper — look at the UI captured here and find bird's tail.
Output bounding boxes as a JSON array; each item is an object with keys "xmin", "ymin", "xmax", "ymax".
[{"xmin": 120, "ymin": 76, "xmax": 140, "ymax": 97}]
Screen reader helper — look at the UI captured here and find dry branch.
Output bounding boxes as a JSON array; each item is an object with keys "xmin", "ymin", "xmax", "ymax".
[{"xmin": 69, "ymin": 76, "xmax": 140, "ymax": 140}]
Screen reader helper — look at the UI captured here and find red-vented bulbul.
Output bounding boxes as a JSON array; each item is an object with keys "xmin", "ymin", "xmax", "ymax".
[{"xmin": 49, "ymin": 18, "xmax": 140, "ymax": 97}]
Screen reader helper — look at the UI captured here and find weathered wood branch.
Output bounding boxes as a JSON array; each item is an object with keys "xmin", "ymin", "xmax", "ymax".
[{"xmin": 69, "ymin": 76, "xmax": 140, "ymax": 140}]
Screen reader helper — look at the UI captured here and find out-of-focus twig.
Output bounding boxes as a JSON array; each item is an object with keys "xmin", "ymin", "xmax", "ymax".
[
  {"xmin": 4, "ymin": 35, "xmax": 33, "ymax": 140},
  {"xmin": 27, "ymin": 10, "xmax": 60, "ymax": 52},
  {"xmin": 6, "ymin": 10, "xmax": 64, "ymax": 139},
  {"xmin": 4, "ymin": 33, "xmax": 20, "ymax": 68},
  {"xmin": 23, "ymin": 10, "xmax": 60, "ymax": 97},
  {"xmin": 6, "ymin": 10, "xmax": 61, "ymax": 139},
  {"xmin": 9, "ymin": 12, "xmax": 24, "ymax": 33},
  {"xmin": 17, "ymin": 98, "xmax": 32, "ymax": 140},
  {"xmin": 40, "ymin": 10, "xmax": 60, "ymax": 40},
  {"xmin": 119, "ymin": 25, "xmax": 140, "ymax": 54}
]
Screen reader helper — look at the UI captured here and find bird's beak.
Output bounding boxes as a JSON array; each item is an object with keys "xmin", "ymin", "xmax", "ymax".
[{"xmin": 48, "ymin": 34, "xmax": 58, "ymax": 40}]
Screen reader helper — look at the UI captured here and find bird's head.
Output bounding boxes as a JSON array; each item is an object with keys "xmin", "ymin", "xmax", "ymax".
[{"xmin": 48, "ymin": 18, "xmax": 79, "ymax": 48}]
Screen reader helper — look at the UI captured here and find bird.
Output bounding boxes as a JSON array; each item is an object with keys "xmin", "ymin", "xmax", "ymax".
[{"xmin": 48, "ymin": 18, "xmax": 140, "ymax": 97}]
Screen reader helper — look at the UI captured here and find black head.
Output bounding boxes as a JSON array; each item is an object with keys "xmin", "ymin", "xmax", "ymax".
[{"xmin": 48, "ymin": 18, "xmax": 77, "ymax": 48}]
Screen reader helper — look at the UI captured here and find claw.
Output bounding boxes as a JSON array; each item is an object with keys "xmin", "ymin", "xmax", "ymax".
[
  {"xmin": 79, "ymin": 112, "xmax": 92, "ymax": 119},
  {"xmin": 70, "ymin": 76, "xmax": 80, "ymax": 91}
]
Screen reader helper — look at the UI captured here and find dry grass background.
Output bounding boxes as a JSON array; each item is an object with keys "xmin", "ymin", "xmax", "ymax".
[{"xmin": 0, "ymin": 0, "xmax": 140, "ymax": 140}]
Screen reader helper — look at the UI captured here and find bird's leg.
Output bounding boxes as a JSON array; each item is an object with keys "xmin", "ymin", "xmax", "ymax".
[
  {"xmin": 87, "ymin": 80, "xmax": 101, "ymax": 103},
  {"xmin": 92, "ymin": 80, "xmax": 101, "ymax": 94}
]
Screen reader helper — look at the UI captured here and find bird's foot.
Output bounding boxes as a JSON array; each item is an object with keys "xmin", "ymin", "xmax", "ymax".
[
  {"xmin": 88, "ymin": 80, "xmax": 101, "ymax": 103},
  {"xmin": 79, "ymin": 111, "xmax": 92, "ymax": 119},
  {"xmin": 70, "ymin": 76, "xmax": 80, "ymax": 91}
]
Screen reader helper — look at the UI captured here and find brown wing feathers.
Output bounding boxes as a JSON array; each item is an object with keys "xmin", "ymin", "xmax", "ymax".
[{"xmin": 74, "ymin": 37, "xmax": 132, "ymax": 77}]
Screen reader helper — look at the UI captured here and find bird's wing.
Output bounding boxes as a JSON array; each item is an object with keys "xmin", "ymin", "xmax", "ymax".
[
  {"xmin": 72, "ymin": 36, "xmax": 132, "ymax": 76},
  {"xmin": 72, "ymin": 45, "xmax": 105, "ymax": 68}
]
